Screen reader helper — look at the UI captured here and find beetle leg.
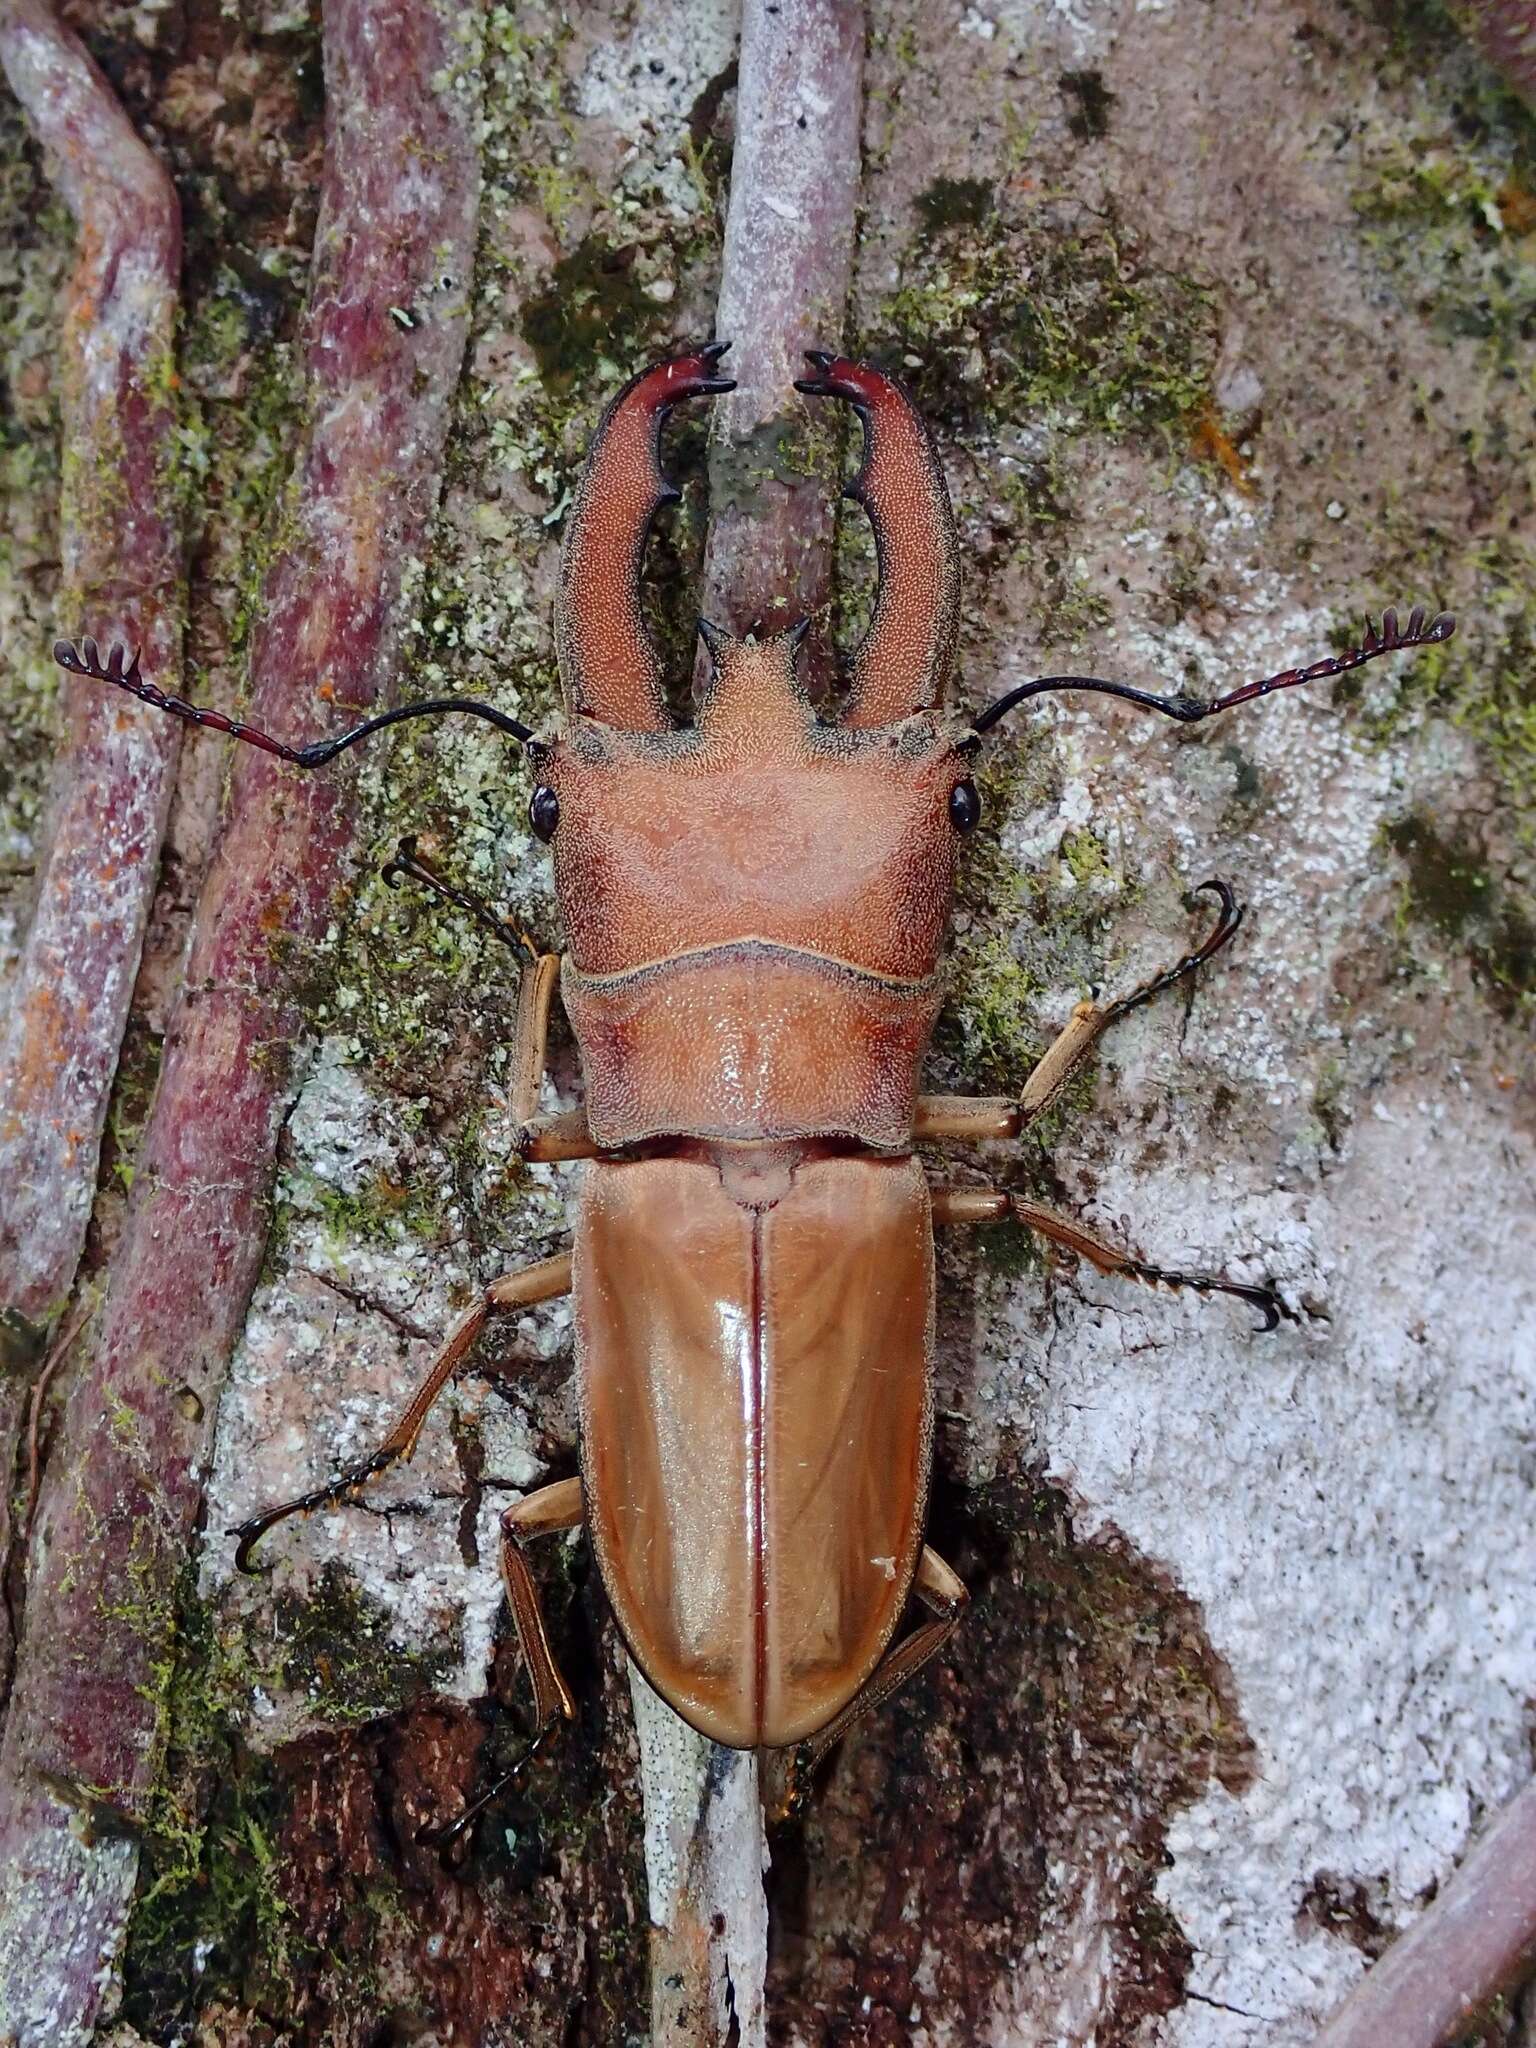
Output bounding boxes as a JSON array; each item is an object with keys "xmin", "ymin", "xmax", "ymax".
[
  {"xmin": 416, "ymin": 1478, "xmax": 585, "ymax": 1852},
  {"xmin": 931, "ymin": 1183, "xmax": 1283, "ymax": 1331},
  {"xmin": 382, "ymin": 833, "xmax": 565, "ymax": 1133},
  {"xmin": 778, "ymin": 1545, "xmax": 969, "ymax": 1818},
  {"xmin": 516, "ymin": 1106, "xmax": 604, "ymax": 1163},
  {"xmin": 1007, "ymin": 1195, "xmax": 1283, "ymax": 1330},
  {"xmin": 915, "ymin": 880, "xmax": 1243, "ymax": 1143},
  {"xmin": 499, "ymin": 1476, "xmax": 584, "ymax": 1730},
  {"xmin": 912, "ymin": 1096, "xmax": 1020, "ymax": 1142},
  {"xmin": 232, "ymin": 1253, "xmax": 573, "ymax": 1572}
]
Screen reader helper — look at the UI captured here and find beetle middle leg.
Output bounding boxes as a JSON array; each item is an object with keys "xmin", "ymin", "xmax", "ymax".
[
  {"xmin": 931, "ymin": 1185, "xmax": 1282, "ymax": 1330},
  {"xmin": 233, "ymin": 1252, "xmax": 573, "ymax": 1571},
  {"xmin": 914, "ymin": 878, "xmax": 1243, "ymax": 1143}
]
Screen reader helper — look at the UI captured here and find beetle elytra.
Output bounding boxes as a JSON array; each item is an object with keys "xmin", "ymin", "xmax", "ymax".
[{"xmin": 54, "ymin": 343, "xmax": 1453, "ymax": 1825}]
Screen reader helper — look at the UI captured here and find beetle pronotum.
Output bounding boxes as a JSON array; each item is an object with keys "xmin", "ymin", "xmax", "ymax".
[{"xmin": 54, "ymin": 343, "xmax": 1452, "ymax": 1829}]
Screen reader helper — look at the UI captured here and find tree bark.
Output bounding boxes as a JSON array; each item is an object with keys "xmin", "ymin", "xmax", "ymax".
[
  {"xmin": 0, "ymin": 0, "xmax": 484, "ymax": 2037},
  {"xmin": 0, "ymin": 0, "xmax": 1533, "ymax": 2043}
]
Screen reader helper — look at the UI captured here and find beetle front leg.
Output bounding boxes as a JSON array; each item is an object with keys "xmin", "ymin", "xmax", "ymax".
[
  {"xmin": 931, "ymin": 1185, "xmax": 1282, "ymax": 1330},
  {"xmin": 382, "ymin": 834, "xmax": 603, "ymax": 1160},
  {"xmin": 915, "ymin": 879, "xmax": 1243, "ymax": 1143},
  {"xmin": 232, "ymin": 1253, "xmax": 573, "ymax": 1571}
]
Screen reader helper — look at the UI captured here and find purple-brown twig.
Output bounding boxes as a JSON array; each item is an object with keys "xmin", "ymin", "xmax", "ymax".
[
  {"xmin": 0, "ymin": 0, "xmax": 182, "ymax": 1332},
  {"xmin": 1310, "ymin": 1775, "xmax": 1536, "ymax": 2048}
]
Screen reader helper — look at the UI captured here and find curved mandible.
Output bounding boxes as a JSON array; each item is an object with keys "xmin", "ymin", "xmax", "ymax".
[
  {"xmin": 557, "ymin": 343, "xmax": 735, "ymax": 729},
  {"xmin": 795, "ymin": 352, "xmax": 960, "ymax": 727}
]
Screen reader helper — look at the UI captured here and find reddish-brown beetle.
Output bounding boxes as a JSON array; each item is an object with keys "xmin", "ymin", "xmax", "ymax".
[{"xmin": 55, "ymin": 344, "xmax": 1452, "ymax": 1821}]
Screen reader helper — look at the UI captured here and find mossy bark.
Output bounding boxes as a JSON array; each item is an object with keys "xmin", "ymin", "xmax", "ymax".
[{"xmin": 1, "ymin": 1, "xmax": 1534, "ymax": 2044}]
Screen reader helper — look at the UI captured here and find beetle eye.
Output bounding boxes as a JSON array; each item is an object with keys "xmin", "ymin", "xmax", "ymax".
[
  {"xmin": 529, "ymin": 785, "xmax": 559, "ymax": 842},
  {"xmin": 949, "ymin": 779, "xmax": 981, "ymax": 833}
]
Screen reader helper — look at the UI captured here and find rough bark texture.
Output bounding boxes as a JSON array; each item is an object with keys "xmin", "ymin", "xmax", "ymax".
[
  {"xmin": 0, "ymin": 0, "xmax": 1533, "ymax": 2043},
  {"xmin": 0, "ymin": 0, "xmax": 484, "ymax": 2038}
]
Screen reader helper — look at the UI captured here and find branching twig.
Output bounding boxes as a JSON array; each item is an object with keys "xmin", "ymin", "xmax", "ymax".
[
  {"xmin": 0, "ymin": 4, "xmax": 486, "ymax": 2038},
  {"xmin": 1310, "ymin": 1775, "xmax": 1536, "ymax": 2048}
]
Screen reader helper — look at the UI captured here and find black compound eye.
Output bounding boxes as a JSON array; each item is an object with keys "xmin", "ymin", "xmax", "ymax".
[
  {"xmin": 528, "ymin": 785, "xmax": 560, "ymax": 842},
  {"xmin": 949, "ymin": 778, "xmax": 982, "ymax": 834}
]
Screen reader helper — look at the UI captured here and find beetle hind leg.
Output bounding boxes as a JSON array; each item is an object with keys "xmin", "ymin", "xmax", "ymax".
[
  {"xmin": 420, "ymin": 1477, "xmax": 585, "ymax": 1850},
  {"xmin": 775, "ymin": 1545, "xmax": 969, "ymax": 1820},
  {"xmin": 500, "ymin": 1476, "xmax": 583, "ymax": 1730}
]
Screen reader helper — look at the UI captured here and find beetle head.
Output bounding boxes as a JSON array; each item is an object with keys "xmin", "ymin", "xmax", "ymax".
[
  {"xmin": 541, "ymin": 348, "xmax": 970, "ymax": 986},
  {"xmin": 540, "ymin": 624, "xmax": 973, "ymax": 983}
]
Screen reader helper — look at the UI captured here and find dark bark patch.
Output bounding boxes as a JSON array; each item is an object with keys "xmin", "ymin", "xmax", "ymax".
[
  {"xmin": 765, "ymin": 1472, "xmax": 1255, "ymax": 2046},
  {"xmin": 1297, "ymin": 1869, "xmax": 1396, "ymax": 1960}
]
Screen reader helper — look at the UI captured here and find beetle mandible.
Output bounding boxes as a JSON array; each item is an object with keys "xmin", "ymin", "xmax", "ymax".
[{"xmin": 54, "ymin": 343, "xmax": 1453, "ymax": 1824}]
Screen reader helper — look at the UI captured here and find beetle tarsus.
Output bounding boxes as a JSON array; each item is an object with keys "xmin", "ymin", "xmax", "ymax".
[
  {"xmin": 1128, "ymin": 1262, "xmax": 1285, "ymax": 1333},
  {"xmin": 382, "ymin": 833, "xmax": 533, "ymax": 957},
  {"xmin": 417, "ymin": 1721, "xmax": 556, "ymax": 1852},
  {"xmin": 232, "ymin": 1447, "xmax": 401, "ymax": 1574},
  {"xmin": 1104, "ymin": 878, "xmax": 1244, "ymax": 1022}
]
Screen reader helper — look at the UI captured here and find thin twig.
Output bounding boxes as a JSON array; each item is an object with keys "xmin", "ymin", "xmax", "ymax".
[{"xmin": 1309, "ymin": 1775, "xmax": 1536, "ymax": 2048}]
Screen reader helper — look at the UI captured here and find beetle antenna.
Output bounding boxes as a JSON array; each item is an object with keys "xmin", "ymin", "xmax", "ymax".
[
  {"xmin": 965, "ymin": 605, "xmax": 1455, "ymax": 738},
  {"xmin": 53, "ymin": 636, "xmax": 536, "ymax": 765}
]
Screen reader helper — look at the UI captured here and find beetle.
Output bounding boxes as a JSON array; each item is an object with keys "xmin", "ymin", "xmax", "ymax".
[{"xmin": 53, "ymin": 343, "xmax": 1452, "ymax": 1828}]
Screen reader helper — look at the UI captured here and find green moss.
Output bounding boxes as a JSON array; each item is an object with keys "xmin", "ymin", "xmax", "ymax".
[
  {"xmin": 274, "ymin": 1563, "xmax": 457, "ymax": 1722},
  {"xmin": 915, "ymin": 176, "xmax": 995, "ymax": 232},
  {"xmin": 0, "ymin": 111, "xmax": 72, "ymax": 875},
  {"xmin": 520, "ymin": 234, "xmax": 670, "ymax": 395},
  {"xmin": 974, "ymin": 1212, "xmax": 1046, "ymax": 1279},
  {"xmin": 1059, "ymin": 69, "xmax": 1116, "ymax": 142},
  {"xmin": 935, "ymin": 749, "xmax": 1134, "ymax": 1139},
  {"xmin": 1347, "ymin": 14, "xmax": 1536, "ymax": 360},
  {"xmin": 871, "ymin": 200, "xmax": 1218, "ymax": 443},
  {"xmin": 120, "ymin": 1562, "xmax": 458, "ymax": 2031},
  {"xmin": 1061, "ymin": 827, "xmax": 1115, "ymax": 887},
  {"xmin": 1386, "ymin": 812, "xmax": 1534, "ymax": 1004}
]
